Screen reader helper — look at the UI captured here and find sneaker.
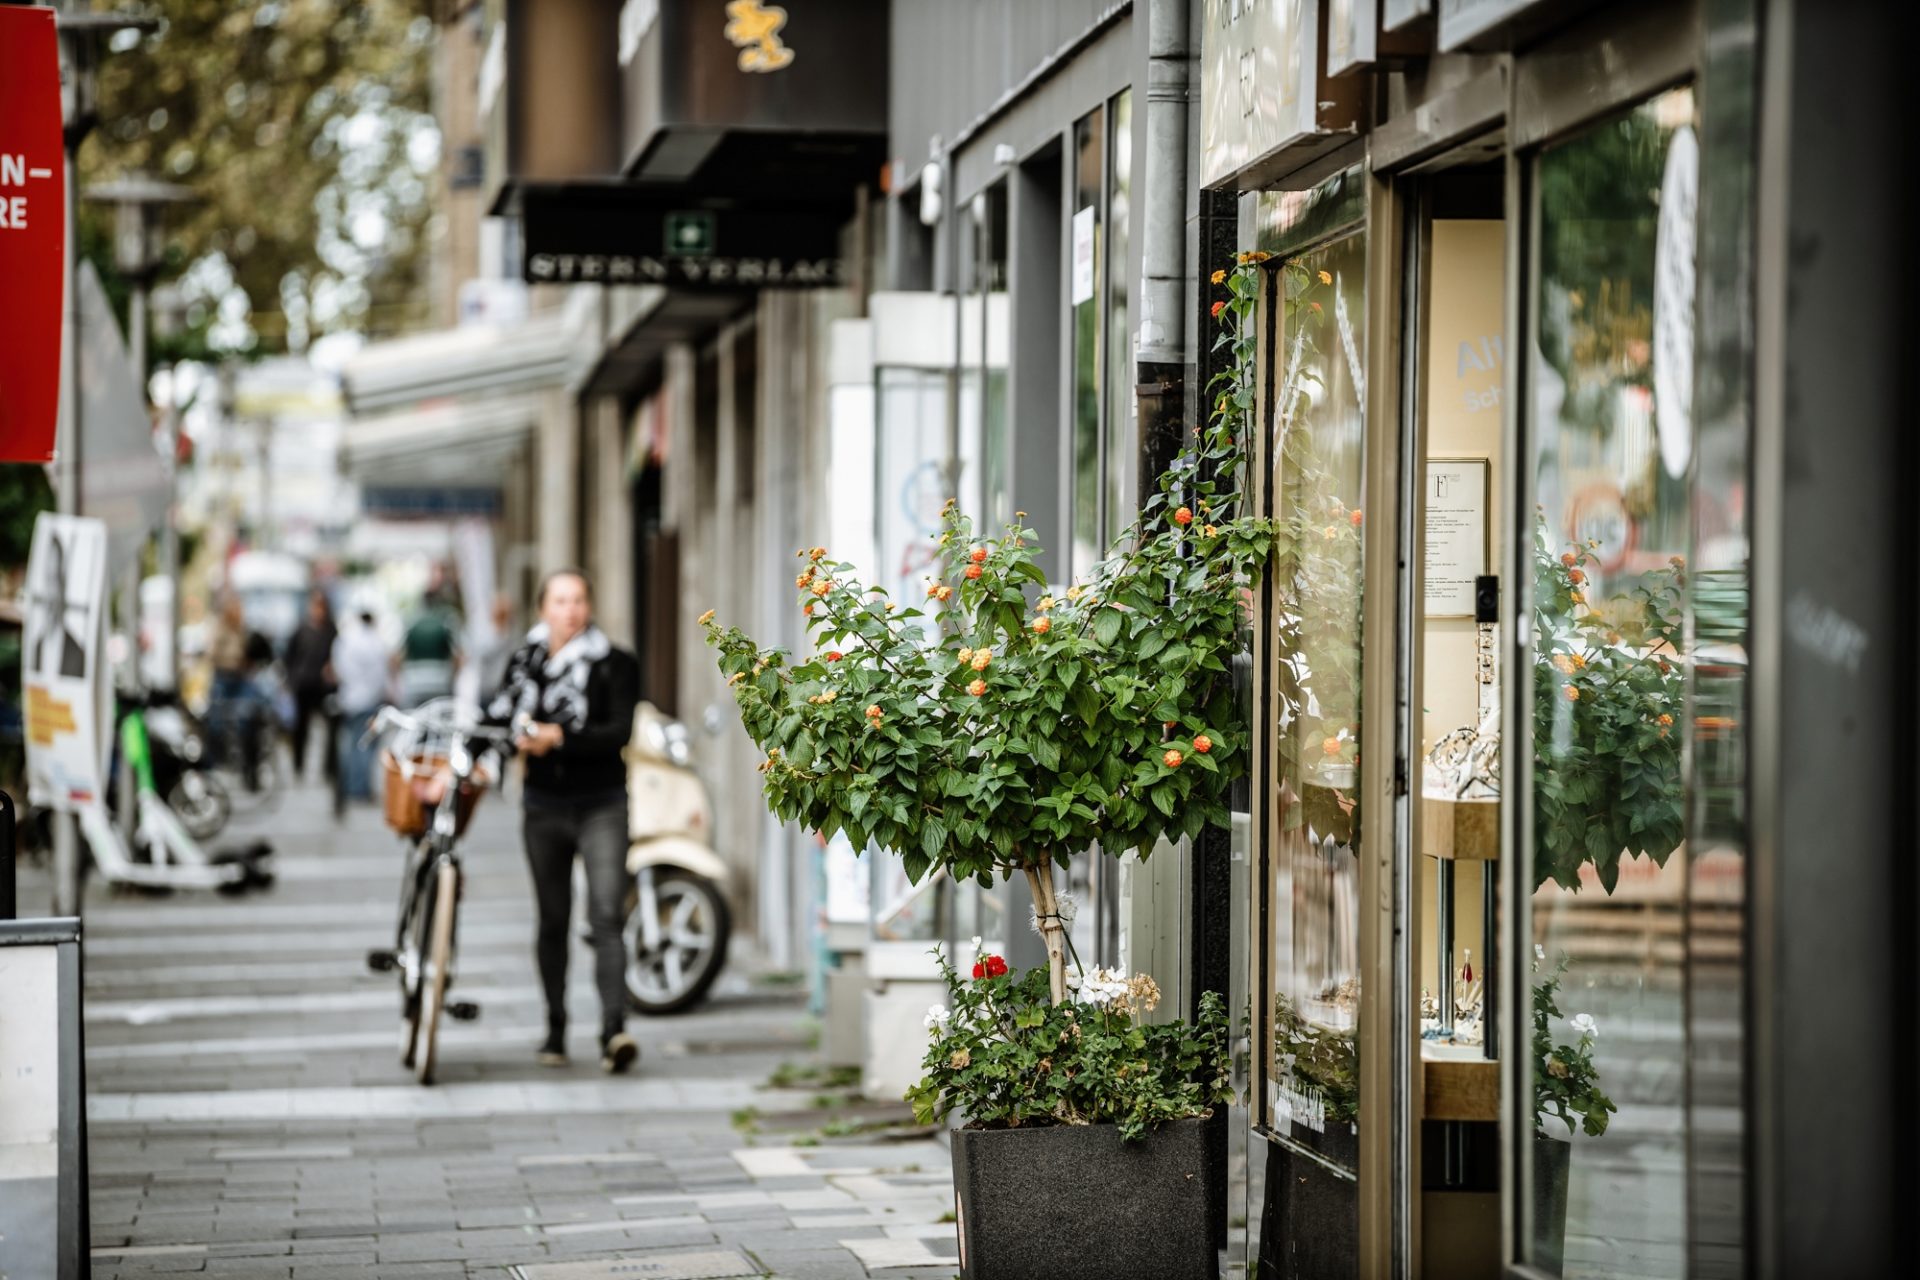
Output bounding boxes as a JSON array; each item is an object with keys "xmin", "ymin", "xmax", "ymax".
[
  {"xmin": 600, "ymin": 1031, "xmax": 639, "ymax": 1075},
  {"xmin": 536, "ymin": 1030, "xmax": 568, "ymax": 1068}
]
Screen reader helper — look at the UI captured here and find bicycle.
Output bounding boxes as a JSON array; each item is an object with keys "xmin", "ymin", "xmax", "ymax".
[{"xmin": 362, "ymin": 700, "xmax": 512, "ymax": 1085}]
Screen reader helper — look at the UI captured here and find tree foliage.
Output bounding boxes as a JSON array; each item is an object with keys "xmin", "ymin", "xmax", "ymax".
[
  {"xmin": 705, "ymin": 257, "xmax": 1277, "ymax": 1000},
  {"xmin": 82, "ymin": 0, "xmax": 439, "ymax": 350}
]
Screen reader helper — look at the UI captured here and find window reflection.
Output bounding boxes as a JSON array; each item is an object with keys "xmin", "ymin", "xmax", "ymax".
[
  {"xmin": 1525, "ymin": 85, "xmax": 1696, "ymax": 1278},
  {"xmin": 1263, "ymin": 232, "xmax": 1368, "ymax": 1197}
]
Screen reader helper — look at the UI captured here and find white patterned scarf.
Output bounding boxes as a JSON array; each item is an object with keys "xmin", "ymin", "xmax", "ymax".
[{"xmin": 487, "ymin": 622, "xmax": 611, "ymax": 734}]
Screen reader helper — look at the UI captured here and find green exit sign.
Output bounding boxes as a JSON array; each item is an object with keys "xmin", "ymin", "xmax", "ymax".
[{"xmin": 663, "ymin": 212, "xmax": 716, "ymax": 257}]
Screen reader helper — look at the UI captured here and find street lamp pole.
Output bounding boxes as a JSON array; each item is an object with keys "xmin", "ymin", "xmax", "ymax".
[
  {"xmin": 87, "ymin": 173, "xmax": 194, "ymax": 698},
  {"xmin": 49, "ymin": 2, "xmax": 158, "ymax": 918},
  {"xmin": 152, "ymin": 284, "xmax": 187, "ymax": 692}
]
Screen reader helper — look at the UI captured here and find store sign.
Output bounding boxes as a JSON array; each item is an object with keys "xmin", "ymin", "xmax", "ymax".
[
  {"xmin": 22, "ymin": 515, "xmax": 111, "ymax": 812},
  {"xmin": 520, "ymin": 185, "xmax": 847, "ymax": 289},
  {"xmin": 1200, "ymin": 0, "xmax": 1362, "ymax": 189},
  {"xmin": 0, "ymin": 5, "xmax": 67, "ymax": 464},
  {"xmin": 723, "ymin": 0, "xmax": 795, "ymax": 72}
]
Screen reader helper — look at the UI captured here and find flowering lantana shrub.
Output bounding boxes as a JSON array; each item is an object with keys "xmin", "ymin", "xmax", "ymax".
[
  {"xmin": 1531, "ymin": 518, "xmax": 1684, "ymax": 892},
  {"xmin": 908, "ymin": 946, "xmax": 1231, "ymax": 1142},
  {"xmin": 703, "ymin": 257, "xmax": 1276, "ymax": 1001}
]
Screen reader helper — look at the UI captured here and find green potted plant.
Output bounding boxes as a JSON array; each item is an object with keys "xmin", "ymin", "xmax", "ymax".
[
  {"xmin": 700, "ymin": 255, "xmax": 1275, "ymax": 1277},
  {"xmin": 1530, "ymin": 521, "xmax": 1685, "ymax": 892},
  {"xmin": 1530, "ymin": 949, "xmax": 1616, "ymax": 1271},
  {"xmin": 907, "ymin": 946, "xmax": 1231, "ymax": 1279}
]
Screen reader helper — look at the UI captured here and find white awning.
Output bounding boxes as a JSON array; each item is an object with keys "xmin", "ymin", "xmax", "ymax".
[
  {"xmin": 339, "ymin": 302, "xmax": 586, "ymax": 415},
  {"xmin": 340, "ymin": 392, "xmax": 541, "ymax": 485}
]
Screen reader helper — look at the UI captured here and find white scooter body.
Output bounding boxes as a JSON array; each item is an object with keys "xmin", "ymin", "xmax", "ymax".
[{"xmin": 622, "ymin": 703, "xmax": 732, "ymax": 1012}]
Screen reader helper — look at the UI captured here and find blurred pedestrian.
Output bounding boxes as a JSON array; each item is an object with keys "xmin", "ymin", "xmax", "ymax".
[
  {"xmin": 399, "ymin": 595, "xmax": 462, "ymax": 708},
  {"xmin": 208, "ymin": 593, "xmax": 271, "ymax": 783},
  {"xmin": 471, "ymin": 594, "xmax": 515, "ymax": 697},
  {"xmin": 331, "ymin": 608, "xmax": 394, "ymax": 815},
  {"xmin": 484, "ymin": 570, "xmax": 640, "ymax": 1074},
  {"xmin": 283, "ymin": 588, "xmax": 338, "ymax": 782}
]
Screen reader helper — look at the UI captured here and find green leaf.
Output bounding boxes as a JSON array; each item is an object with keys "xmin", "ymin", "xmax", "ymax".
[{"xmin": 1094, "ymin": 609, "xmax": 1122, "ymax": 647}]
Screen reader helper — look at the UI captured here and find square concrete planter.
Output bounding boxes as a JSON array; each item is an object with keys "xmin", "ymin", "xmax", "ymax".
[{"xmin": 951, "ymin": 1118, "xmax": 1213, "ymax": 1280}]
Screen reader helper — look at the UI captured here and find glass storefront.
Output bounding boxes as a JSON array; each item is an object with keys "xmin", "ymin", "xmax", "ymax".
[
  {"xmin": 1520, "ymin": 85, "xmax": 1699, "ymax": 1278},
  {"xmin": 1254, "ymin": 226, "xmax": 1370, "ymax": 1277}
]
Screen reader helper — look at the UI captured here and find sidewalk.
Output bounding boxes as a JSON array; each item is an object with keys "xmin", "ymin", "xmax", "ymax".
[{"xmin": 14, "ymin": 773, "xmax": 958, "ymax": 1279}]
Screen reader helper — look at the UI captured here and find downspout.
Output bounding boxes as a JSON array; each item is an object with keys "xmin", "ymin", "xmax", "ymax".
[{"xmin": 1134, "ymin": 0, "xmax": 1193, "ymax": 489}]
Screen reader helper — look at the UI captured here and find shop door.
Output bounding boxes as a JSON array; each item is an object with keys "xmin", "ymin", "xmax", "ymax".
[{"xmin": 1403, "ymin": 163, "xmax": 1511, "ymax": 1280}]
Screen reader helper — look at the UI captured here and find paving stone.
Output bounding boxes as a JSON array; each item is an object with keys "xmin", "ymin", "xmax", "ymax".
[{"xmin": 54, "ymin": 781, "xmax": 951, "ymax": 1280}]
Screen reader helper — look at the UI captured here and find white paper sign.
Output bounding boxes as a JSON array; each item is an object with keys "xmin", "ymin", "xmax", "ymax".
[
  {"xmin": 22, "ymin": 514, "xmax": 110, "ymax": 810},
  {"xmin": 1425, "ymin": 460, "xmax": 1487, "ymax": 616},
  {"xmin": 1653, "ymin": 123, "xmax": 1698, "ymax": 480},
  {"xmin": 1070, "ymin": 205, "xmax": 1096, "ymax": 306}
]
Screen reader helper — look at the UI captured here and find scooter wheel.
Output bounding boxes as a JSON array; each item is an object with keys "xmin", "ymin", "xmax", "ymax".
[
  {"xmin": 169, "ymin": 771, "xmax": 232, "ymax": 841},
  {"xmin": 624, "ymin": 872, "xmax": 731, "ymax": 1015}
]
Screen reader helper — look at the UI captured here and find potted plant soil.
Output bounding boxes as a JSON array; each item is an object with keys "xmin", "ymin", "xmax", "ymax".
[{"xmin": 700, "ymin": 256, "xmax": 1276, "ymax": 1277}]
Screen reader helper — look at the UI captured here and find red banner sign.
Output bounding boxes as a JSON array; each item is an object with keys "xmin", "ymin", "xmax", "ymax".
[{"xmin": 0, "ymin": 5, "xmax": 67, "ymax": 463}]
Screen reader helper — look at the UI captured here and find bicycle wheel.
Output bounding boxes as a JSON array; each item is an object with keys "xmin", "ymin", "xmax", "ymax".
[{"xmin": 412, "ymin": 858, "xmax": 458, "ymax": 1085}]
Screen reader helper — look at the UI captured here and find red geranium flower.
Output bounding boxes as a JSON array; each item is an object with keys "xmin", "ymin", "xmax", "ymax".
[{"xmin": 972, "ymin": 954, "xmax": 1009, "ymax": 980}]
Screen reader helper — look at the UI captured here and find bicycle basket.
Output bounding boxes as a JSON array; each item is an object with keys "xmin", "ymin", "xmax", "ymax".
[{"xmin": 380, "ymin": 751, "xmax": 481, "ymax": 839}]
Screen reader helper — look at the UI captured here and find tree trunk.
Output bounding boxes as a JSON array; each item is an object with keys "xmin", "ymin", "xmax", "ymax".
[{"xmin": 1022, "ymin": 861, "xmax": 1069, "ymax": 1004}]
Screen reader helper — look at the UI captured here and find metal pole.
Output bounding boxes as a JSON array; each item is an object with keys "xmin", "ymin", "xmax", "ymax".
[
  {"xmin": 159, "ymin": 391, "xmax": 180, "ymax": 691},
  {"xmin": 50, "ymin": 100, "xmax": 84, "ymax": 919},
  {"xmin": 114, "ymin": 280, "xmax": 150, "ymax": 838}
]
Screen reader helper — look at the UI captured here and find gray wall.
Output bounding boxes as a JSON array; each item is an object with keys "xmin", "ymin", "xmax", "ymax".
[{"xmin": 889, "ymin": 0, "xmax": 1131, "ymax": 177}]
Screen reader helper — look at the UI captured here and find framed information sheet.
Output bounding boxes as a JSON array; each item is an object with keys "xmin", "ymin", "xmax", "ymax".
[{"xmin": 1425, "ymin": 458, "xmax": 1489, "ymax": 617}]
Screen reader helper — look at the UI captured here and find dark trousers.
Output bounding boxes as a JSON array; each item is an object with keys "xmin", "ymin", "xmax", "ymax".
[
  {"xmin": 290, "ymin": 688, "xmax": 337, "ymax": 780},
  {"xmin": 523, "ymin": 799, "xmax": 630, "ymax": 1041}
]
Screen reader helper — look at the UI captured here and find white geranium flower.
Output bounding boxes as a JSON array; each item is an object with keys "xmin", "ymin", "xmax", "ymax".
[
  {"xmin": 1570, "ymin": 1013, "xmax": 1598, "ymax": 1038},
  {"xmin": 1534, "ymin": 943, "xmax": 1547, "ymax": 962},
  {"xmin": 923, "ymin": 1004, "xmax": 953, "ymax": 1035},
  {"xmin": 1072, "ymin": 966, "xmax": 1132, "ymax": 1009},
  {"xmin": 970, "ymin": 935, "xmax": 982, "ymax": 950}
]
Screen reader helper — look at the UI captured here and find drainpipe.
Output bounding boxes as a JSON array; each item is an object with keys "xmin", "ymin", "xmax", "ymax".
[{"xmin": 1134, "ymin": 0, "xmax": 1193, "ymax": 507}]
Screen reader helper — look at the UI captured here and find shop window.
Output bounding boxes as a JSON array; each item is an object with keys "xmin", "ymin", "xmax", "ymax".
[
  {"xmin": 1103, "ymin": 89, "xmax": 1133, "ymax": 534},
  {"xmin": 1069, "ymin": 106, "xmax": 1105, "ymax": 578},
  {"xmin": 1521, "ymin": 84, "xmax": 1697, "ymax": 1278},
  {"xmin": 1256, "ymin": 228, "xmax": 1369, "ymax": 1268}
]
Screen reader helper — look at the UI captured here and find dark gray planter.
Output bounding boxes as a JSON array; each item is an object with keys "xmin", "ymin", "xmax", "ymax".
[
  {"xmin": 1531, "ymin": 1135, "xmax": 1573, "ymax": 1272},
  {"xmin": 951, "ymin": 1118, "xmax": 1213, "ymax": 1280},
  {"xmin": 1256, "ymin": 1132, "xmax": 1358, "ymax": 1280}
]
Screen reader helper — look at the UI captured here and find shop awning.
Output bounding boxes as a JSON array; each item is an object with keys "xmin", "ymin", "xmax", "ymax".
[
  {"xmin": 339, "ymin": 307, "xmax": 583, "ymax": 416},
  {"xmin": 339, "ymin": 392, "xmax": 541, "ymax": 487}
]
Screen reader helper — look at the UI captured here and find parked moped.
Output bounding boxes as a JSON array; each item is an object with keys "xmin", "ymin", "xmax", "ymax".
[{"xmin": 622, "ymin": 702, "xmax": 731, "ymax": 1014}]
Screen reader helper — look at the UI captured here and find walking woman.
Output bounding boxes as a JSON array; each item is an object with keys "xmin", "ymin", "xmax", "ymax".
[{"xmin": 485, "ymin": 570, "xmax": 641, "ymax": 1073}]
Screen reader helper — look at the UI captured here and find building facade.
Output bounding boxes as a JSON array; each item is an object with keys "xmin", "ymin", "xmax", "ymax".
[
  {"xmin": 360, "ymin": 2, "xmax": 1913, "ymax": 1274},
  {"xmin": 1195, "ymin": 1, "xmax": 1912, "ymax": 1277}
]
